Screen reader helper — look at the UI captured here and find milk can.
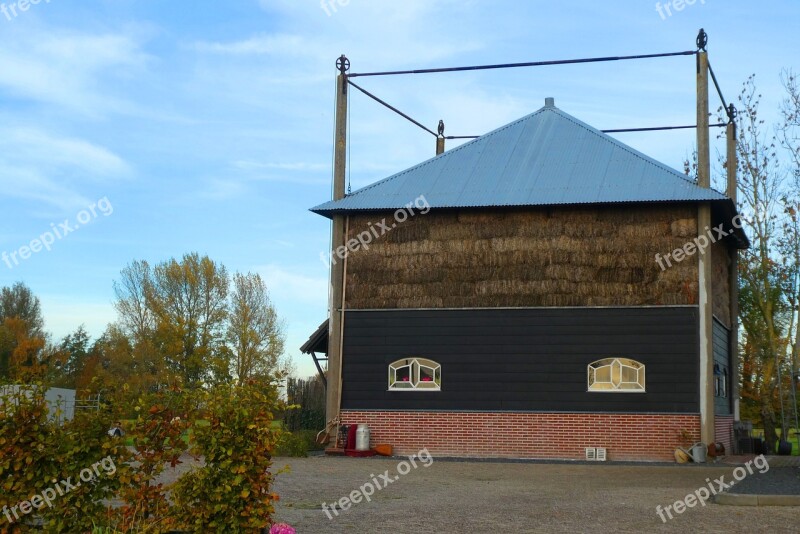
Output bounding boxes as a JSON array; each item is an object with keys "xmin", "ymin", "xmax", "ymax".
[{"xmin": 355, "ymin": 424, "xmax": 370, "ymax": 451}]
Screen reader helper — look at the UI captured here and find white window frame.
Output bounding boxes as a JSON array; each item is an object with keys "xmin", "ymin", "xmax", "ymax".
[
  {"xmin": 715, "ymin": 364, "xmax": 728, "ymax": 398},
  {"xmin": 388, "ymin": 358, "xmax": 441, "ymax": 391},
  {"xmin": 587, "ymin": 358, "xmax": 645, "ymax": 393}
]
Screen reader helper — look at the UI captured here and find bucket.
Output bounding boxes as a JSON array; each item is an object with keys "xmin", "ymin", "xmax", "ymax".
[
  {"xmin": 355, "ymin": 424, "xmax": 370, "ymax": 451},
  {"xmin": 691, "ymin": 442, "xmax": 707, "ymax": 463}
]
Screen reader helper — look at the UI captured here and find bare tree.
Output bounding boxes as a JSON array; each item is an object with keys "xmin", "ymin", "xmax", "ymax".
[
  {"xmin": 736, "ymin": 74, "xmax": 796, "ymax": 451},
  {"xmin": 113, "ymin": 260, "xmax": 155, "ymax": 341}
]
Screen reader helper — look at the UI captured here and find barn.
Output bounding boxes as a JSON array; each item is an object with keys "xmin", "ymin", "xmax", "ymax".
[{"xmin": 303, "ymin": 98, "xmax": 748, "ymax": 461}]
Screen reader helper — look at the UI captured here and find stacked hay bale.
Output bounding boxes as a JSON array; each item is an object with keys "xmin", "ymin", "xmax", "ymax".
[
  {"xmin": 344, "ymin": 204, "xmax": 700, "ymax": 309},
  {"xmin": 711, "ymin": 240, "xmax": 731, "ymax": 327}
]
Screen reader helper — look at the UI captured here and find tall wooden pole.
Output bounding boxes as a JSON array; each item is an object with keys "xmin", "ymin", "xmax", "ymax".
[
  {"xmin": 696, "ymin": 30, "xmax": 714, "ymax": 453},
  {"xmin": 726, "ymin": 107, "xmax": 740, "ymax": 423},
  {"xmin": 326, "ymin": 55, "xmax": 349, "ymax": 429}
]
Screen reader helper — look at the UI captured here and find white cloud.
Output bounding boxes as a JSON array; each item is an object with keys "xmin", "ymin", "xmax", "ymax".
[
  {"xmin": 193, "ymin": 33, "xmax": 316, "ymax": 57},
  {"xmin": 0, "ymin": 163, "xmax": 91, "ymax": 212},
  {"xmin": 0, "ymin": 128, "xmax": 130, "ymax": 176},
  {"xmin": 0, "ymin": 29, "xmax": 150, "ymax": 115},
  {"xmin": 256, "ymin": 264, "xmax": 328, "ymax": 305},
  {"xmin": 0, "ymin": 128, "xmax": 130, "ymax": 211}
]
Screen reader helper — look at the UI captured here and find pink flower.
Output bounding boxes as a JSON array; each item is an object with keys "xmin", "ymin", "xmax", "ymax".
[
  {"xmin": 270, "ymin": 524, "xmax": 296, "ymax": 534},
  {"xmin": 402, "ymin": 377, "xmax": 409, "ymax": 381}
]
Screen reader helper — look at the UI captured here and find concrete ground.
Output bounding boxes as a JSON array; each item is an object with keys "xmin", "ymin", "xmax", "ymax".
[{"xmin": 271, "ymin": 455, "xmax": 800, "ymax": 533}]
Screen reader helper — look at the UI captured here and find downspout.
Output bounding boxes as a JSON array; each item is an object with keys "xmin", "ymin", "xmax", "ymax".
[{"xmin": 336, "ymin": 216, "xmax": 349, "ymax": 430}]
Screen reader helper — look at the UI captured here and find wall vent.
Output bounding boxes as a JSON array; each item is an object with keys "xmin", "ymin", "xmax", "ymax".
[{"xmin": 585, "ymin": 447, "xmax": 607, "ymax": 461}]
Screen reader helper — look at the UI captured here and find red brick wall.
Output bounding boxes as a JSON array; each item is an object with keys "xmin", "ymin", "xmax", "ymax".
[
  {"xmin": 715, "ymin": 415, "xmax": 734, "ymax": 454},
  {"xmin": 341, "ymin": 411, "xmax": 701, "ymax": 462}
]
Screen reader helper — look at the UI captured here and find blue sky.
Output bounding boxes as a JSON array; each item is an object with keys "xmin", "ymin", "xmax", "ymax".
[{"xmin": 0, "ymin": 0, "xmax": 797, "ymax": 379}]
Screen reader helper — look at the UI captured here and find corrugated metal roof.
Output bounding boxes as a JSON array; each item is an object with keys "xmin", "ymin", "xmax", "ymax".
[{"xmin": 311, "ymin": 102, "xmax": 732, "ymax": 216}]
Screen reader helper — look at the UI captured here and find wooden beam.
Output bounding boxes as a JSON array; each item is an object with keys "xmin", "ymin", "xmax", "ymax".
[
  {"xmin": 697, "ymin": 49, "xmax": 714, "ymax": 451},
  {"xmin": 726, "ymin": 120, "xmax": 737, "ymax": 200},
  {"xmin": 326, "ymin": 58, "xmax": 348, "ymax": 427},
  {"xmin": 727, "ymin": 119, "xmax": 740, "ymax": 420},
  {"xmin": 697, "ymin": 51, "xmax": 710, "ymax": 188}
]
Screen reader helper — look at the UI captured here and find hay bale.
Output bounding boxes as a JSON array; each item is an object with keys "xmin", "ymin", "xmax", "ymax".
[
  {"xmin": 343, "ymin": 206, "xmax": 703, "ymax": 309},
  {"xmin": 671, "ymin": 218, "xmax": 697, "ymax": 237}
]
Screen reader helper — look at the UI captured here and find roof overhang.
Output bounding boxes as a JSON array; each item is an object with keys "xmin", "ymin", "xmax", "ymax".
[{"xmin": 300, "ymin": 320, "xmax": 329, "ymax": 355}]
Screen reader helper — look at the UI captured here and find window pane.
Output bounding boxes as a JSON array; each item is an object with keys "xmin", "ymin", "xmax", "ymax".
[
  {"xmin": 397, "ymin": 366, "xmax": 411, "ymax": 383},
  {"xmin": 620, "ymin": 365, "xmax": 639, "ymax": 384},
  {"xmin": 419, "ymin": 366, "xmax": 435, "ymax": 383},
  {"xmin": 594, "ymin": 365, "xmax": 611, "ymax": 384}
]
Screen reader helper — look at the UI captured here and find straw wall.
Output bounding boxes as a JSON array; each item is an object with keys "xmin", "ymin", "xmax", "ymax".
[
  {"xmin": 711, "ymin": 240, "xmax": 732, "ymax": 328},
  {"xmin": 343, "ymin": 205, "xmax": 701, "ymax": 309}
]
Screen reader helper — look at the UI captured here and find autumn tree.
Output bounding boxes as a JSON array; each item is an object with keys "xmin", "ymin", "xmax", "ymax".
[
  {"xmin": 0, "ymin": 282, "xmax": 47, "ymax": 380},
  {"xmin": 112, "ymin": 253, "xmax": 230, "ymax": 386},
  {"xmin": 227, "ymin": 272, "xmax": 286, "ymax": 381},
  {"xmin": 48, "ymin": 325, "xmax": 92, "ymax": 388},
  {"xmin": 0, "ymin": 282, "xmax": 44, "ymax": 337},
  {"xmin": 111, "ymin": 254, "xmax": 288, "ymax": 389}
]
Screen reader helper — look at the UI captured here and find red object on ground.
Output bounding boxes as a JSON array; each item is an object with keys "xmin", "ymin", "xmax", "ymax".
[{"xmin": 347, "ymin": 424, "xmax": 357, "ymax": 450}]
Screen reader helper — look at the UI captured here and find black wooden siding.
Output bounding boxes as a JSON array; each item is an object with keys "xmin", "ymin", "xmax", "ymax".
[
  {"xmin": 341, "ymin": 307, "xmax": 699, "ymax": 413},
  {"xmin": 713, "ymin": 319, "xmax": 732, "ymax": 416}
]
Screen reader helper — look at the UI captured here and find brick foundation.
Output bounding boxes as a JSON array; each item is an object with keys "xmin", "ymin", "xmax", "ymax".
[
  {"xmin": 341, "ymin": 411, "xmax": 701, "ymax": 462},
  {"xmin": 715, "ymin": 415, "xmax": 734, "ymax": 454}
]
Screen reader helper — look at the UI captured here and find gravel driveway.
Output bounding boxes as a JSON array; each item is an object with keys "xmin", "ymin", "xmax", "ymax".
[{"xmin": 270, "ymin": 455, "xmax": 799, "ymax": 533}]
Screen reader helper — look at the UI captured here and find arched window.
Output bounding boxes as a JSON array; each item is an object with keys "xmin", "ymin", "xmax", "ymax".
[
  {"xmin": 588, "ymin": 358, "xmax": 645, "ymax": 392},
  {"xmin": 388, "ymin": 358, "xmax": 441, "ymax": 391}
]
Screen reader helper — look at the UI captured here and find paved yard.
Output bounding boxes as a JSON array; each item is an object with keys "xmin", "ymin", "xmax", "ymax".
[{"xmin": 271, "ymin": 455, "xmax": 799, "ymax": 533}]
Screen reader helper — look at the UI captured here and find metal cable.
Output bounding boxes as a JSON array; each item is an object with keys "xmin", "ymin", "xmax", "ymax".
[
  {"xmin": 347, "ymin": 79, "xmax": 438, "ymax": 137},
  {"xmin": 348, "ymin": 51, "xmax": 697, "ymax": 78},
  {"xmin": 708, "ymin": 62, "xmax": 734, "ymax": 121},
  {"xmin": 603, "ymin": 123, "xmax": 727, "ymax": 133}
]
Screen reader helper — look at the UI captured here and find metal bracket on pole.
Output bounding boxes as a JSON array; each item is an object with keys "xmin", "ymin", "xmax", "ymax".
[
  {"xmin": 727, "ymin": 103, "xmax": 737, "ymax": 124},
  {"xmin": 696, "ymin": 28, "xmax": 708, "ymax": 52},
  {"xmin": 336, "ymin": 55, "xmax": 350, "ymax": 94},
  {"xmin": 436, "ymin": 120, "xmax": 445, "ymax": 155}
]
